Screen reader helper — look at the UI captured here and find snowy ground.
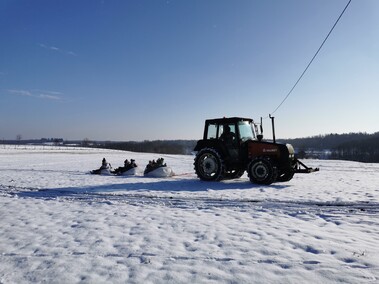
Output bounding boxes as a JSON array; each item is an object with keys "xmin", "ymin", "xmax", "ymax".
[{"xmin": 0, "ymin": 145, "xmax": 378, "ymax": 283}]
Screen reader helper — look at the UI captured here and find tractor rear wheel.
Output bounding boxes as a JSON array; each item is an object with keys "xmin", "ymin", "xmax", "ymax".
[
  {"xmin": 248, "ymin": 157, "xmax": 277, "ymax": 185},
  {"xmin": 194, "ymin": 148, "xmax": 224, "ymax": 181}
]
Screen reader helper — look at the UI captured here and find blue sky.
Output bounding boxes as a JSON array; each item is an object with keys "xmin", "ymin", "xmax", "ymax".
[{"xmin": 1, "ymin": 0, "xmax": 378, "ymax": 141}]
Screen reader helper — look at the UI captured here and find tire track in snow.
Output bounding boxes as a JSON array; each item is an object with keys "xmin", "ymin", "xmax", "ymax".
[{"xmin": 8, "ymin": 187, "xmax": 379, "ymax": 216}]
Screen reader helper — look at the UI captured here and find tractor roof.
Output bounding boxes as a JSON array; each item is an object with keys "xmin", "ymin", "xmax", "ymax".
[{"xmin": 205, "ymin": 117, "xmax": 254, "ymax": 124}]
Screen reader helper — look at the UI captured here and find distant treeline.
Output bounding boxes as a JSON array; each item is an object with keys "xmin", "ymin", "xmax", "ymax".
[
  {"xmin": 281, "ymin": 132, "xmax": 379, "ymax": 163},
  {"xmin": 2, "ymin": 132, "xmax": 379, "ymax": 163},
  {"xmin": 95, "ymin": 132, "xmax": 379, "ymax": 163},
  {"xmin": 92, "ymin": 140, "xmax": 197, "ymax": 155}
]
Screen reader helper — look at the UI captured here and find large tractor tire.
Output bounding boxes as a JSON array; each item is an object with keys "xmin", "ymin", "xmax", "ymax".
[
  {"xmin": 194, "ymin": 148, "xmax": 224, "ymax": 181},
  {"xmin": 248, "ymin": 157, "xmax": 278, "ymax": 185}
]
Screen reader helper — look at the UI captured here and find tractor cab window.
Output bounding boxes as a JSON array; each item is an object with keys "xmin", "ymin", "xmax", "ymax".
[
  {"xmin": 206, "ymin": 123, "xmax": 218, "ymax": 139},
  {"xmin": 220, "ymin": 124, "xmax": 236, "ymax": 138},
  {"xmin": 219, "ymin": 124, "xmax": 237, "ymax": 144},
  {"xmin": 238, "ymin": 121, "xmax": 256, "ymax": 141}
]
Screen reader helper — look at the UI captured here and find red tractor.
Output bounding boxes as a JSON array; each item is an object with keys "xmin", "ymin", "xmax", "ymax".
[{"xmin": 193, "ymin": 117, "xmax": 318, "ymax": 185}]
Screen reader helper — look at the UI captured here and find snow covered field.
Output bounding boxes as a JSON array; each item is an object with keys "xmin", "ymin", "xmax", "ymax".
[{"xmin": 0, "ymin": 145, "xmax": 378, "ymax": 283}]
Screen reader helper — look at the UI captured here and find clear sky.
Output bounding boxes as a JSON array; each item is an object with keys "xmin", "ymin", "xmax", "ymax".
[{"xmin": 1, "ymin": 0, "xmax": 378, "ymax": 141}]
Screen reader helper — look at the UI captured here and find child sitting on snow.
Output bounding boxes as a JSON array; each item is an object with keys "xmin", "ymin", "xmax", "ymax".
[{"xmin": 91, "ymin": 158, "xmax": 112, "ymax": 174}]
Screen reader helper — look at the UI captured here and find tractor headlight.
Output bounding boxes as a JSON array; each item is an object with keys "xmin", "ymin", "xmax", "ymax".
[{"xmin": 286, "ymin": 144, "xmax": 295, "ymax": 159}]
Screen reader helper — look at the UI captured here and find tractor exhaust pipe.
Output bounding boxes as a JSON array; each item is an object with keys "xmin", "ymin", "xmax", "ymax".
[{"xmin": 269, "ymin": 114, "xmax": 276, "ymax": 144}]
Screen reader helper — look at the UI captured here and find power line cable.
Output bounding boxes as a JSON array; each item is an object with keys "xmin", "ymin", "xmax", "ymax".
[{"xmin": 269, "ymin": 0, "xmax": 352, "ymax": 116}]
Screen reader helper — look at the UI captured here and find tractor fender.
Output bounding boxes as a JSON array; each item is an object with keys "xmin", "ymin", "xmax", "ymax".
[{"xmin": 193, "ymin": 139, "xmax": 228, "ymax": 158}]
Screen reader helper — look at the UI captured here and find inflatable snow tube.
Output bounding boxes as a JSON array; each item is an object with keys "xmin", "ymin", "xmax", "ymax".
[
  {"xmin": 118, "ymin": 167, "xmax": 139, "ymax": 176},
  {"xmin": 144, "ymin": 166, "xmax": 174, "ymax": 178},
  {"xmin": 90, "ymin": 168, "xmax": 113, "ymax": 175}
]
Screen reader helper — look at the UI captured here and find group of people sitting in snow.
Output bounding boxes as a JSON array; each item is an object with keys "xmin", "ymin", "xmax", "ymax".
[
  {"xmin": 143, "ymin": 158, "xmax": 167, "ymax": 175},
  {"xmin": 90, "ymin": 158, "xmax": 137, "ymax": 175},
  {"xmin": 90, "ymin": 157, "xmax": 171, "ymax": 176},
  {"xmin": 112, "ymin": 158, "xmax": 138, "ymax": 175}
]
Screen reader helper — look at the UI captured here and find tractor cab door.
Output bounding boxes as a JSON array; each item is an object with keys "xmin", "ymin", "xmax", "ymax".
[{"xmin": 219, "ymin": 123, "xmax": 239, "ymax": 160}]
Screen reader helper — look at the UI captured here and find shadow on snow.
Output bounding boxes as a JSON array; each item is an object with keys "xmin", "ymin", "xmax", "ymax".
[{"xmin": 15, "ymin": 176, "xmax": 291, "ymax": 200}]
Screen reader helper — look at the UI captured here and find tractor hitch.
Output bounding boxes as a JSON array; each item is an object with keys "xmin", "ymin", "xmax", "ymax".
[{"xmin": 294, "ymin": 158, "xmax": 319, "ymax": 173}]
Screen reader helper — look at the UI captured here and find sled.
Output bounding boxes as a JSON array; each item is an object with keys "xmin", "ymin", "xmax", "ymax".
[
  {"xmin": 90, "ymin": 168, "xmax": 113, "ymax": 175},
  {"xmin": 117, "ymin": 167, "xmax": 139, "ymax": 176},
  {"xmin": 144, "ymin": 166, "xmax": 174, "ymax": 178}
]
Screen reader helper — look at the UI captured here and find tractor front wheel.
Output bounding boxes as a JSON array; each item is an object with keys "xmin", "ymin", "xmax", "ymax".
[
  {"xmin": 277, "ymin": 168, "xmax": 295, "ymax": 182},
  {"xmin": 248, "ymin": 157, "xmax": 277, "ymax": 185}
]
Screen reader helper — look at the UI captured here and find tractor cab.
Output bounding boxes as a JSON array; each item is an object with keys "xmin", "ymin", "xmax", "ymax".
[
  {"xmin": 196, "ymin": 117, "xmax": 256, "ymax": 164},
  {"xmin": 205, "ymin": 119, "xmax": 256, "ymax": 140},
  {"xmin": 203, "ymin": 117, "xmax": 256, "ymax": 142}
]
